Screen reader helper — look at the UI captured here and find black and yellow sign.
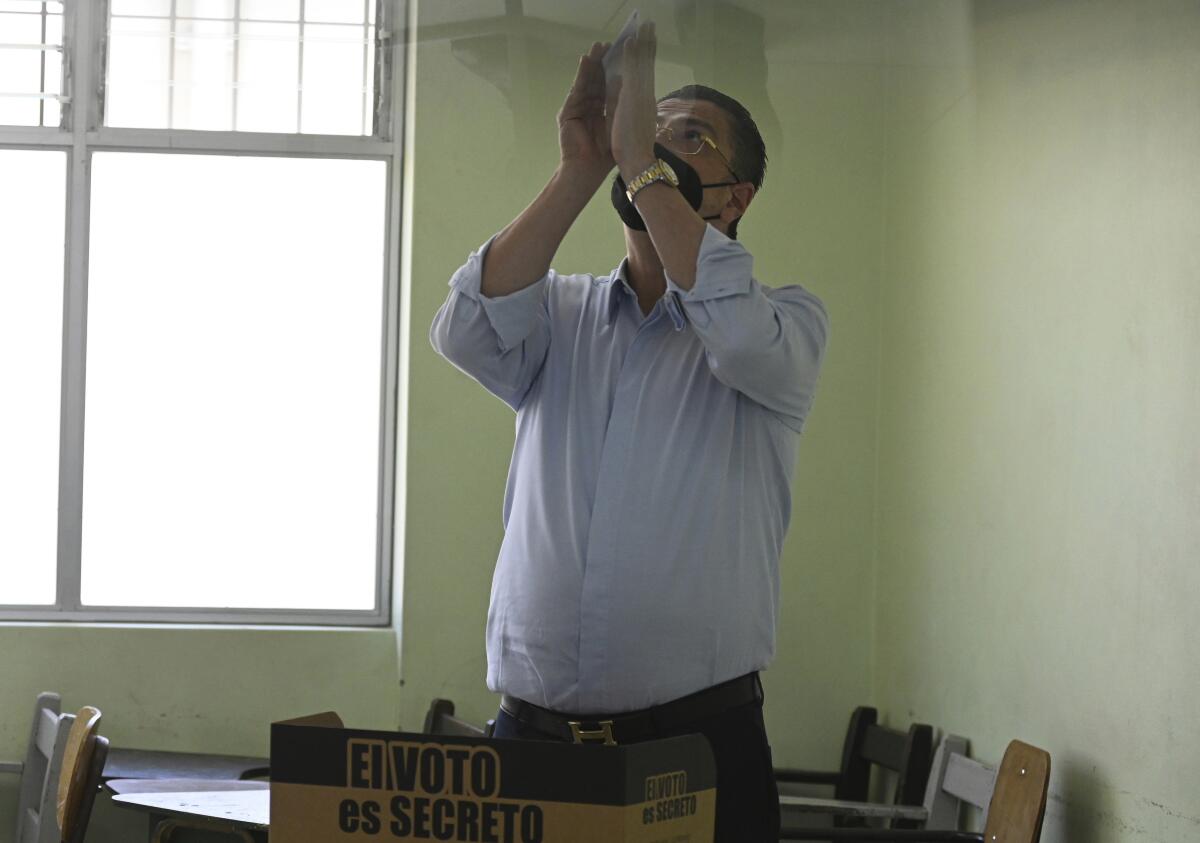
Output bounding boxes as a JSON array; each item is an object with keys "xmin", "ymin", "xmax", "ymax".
[{"xmin": 269, "ymin": 714, "xmax": 716, "ymax": 842}]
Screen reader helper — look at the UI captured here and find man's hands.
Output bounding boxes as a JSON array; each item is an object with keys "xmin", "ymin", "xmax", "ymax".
[
  {"xmin": 481, "ymin": 41, "xmax": 615, "ymax": 298},
  {"xmin": 557, "ymin": 25, "xmax": 659, "ymax": 190},
  {"xmin": 610, "ymin": 22, "xmax": 659, "ymax": 182},
  {"xmin": 556, "ymin": 41, "xmax": 616, "ymax": 190},
  {"xmin": 481, "ymin": 22, "xmax": 697, "ymax": 301}
]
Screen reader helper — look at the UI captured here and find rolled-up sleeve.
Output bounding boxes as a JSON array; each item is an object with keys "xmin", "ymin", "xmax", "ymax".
[
  {"xmin": 430, "ymin": 235, "xmax": 552, "ymax": 411},
  {"xmin": 665, "ymin": 225, "xmax": 829, "ymax": 432}
]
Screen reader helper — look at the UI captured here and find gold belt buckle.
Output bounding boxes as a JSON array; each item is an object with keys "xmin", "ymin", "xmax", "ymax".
[{"xmin": 568, "ymin": 720, "xmax": 617, "ymax": 745}]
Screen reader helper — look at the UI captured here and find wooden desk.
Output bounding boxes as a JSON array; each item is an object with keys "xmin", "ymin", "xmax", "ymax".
[
  {"xmin": 108, "ymin": 779, "xmax": 269, "ymax": 842},
  {"xmin": 104, "ymin": 748, "xmax": 269, "ymax": 782}
]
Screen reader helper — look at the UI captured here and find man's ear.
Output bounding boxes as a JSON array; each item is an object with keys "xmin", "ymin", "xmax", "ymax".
[{"xmin": 722, "ymin": 182, "xmax": 756, "ymax": 225}]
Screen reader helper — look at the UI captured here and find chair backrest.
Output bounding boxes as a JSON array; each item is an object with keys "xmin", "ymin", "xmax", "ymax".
[
  {"xmin": 63, "ymin": 734, "xmax": 108, "ymax": 843},
  {"xmin": 920, "ymin": 734, "xmax": 972, "ymax": 829},
  {"xmin": 9, "ymin": 693, "xmax": 62, "ymax": 843},
  {"xmin": 10, "ymin": 700, "xmax": 107, "ymax": 843},
  {"xmin": 941, "ymin": 745, "xmax": 998, "ymax": 817},
  {"xmin": 858, "ymin": 717, "xmax": 934, "ymax": 826},
  {"xmin": 56, "ymin": 706, "xmax": 103, "ymax": 843},
  {"xmin": 980, "ymin": 740, "xmax": 1051, "ymax": 843},
  {"xmin": 776, "ymin": 705, "xmax": 933, "ymax": 824},
  {"xmin": 832, "ymin": 706, "xmax": 878, "ymax": 801},
  {"xmin": 422, "ymin": 699, "xmax": 490, "ymax": 738},
  {"xmin": 22, "ymin": 713, "xmax": 72, "ymax": 843}
]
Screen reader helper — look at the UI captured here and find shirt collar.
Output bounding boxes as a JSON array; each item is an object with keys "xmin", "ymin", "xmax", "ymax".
[
  {"xmin": 606, "ymin": 258, "xmax": 637, "ymax": 325},
  {"xmin": 605, "ymin": 258, "xmax": 687, "ymax": 331},
  {"xmin": 604, "ymin": 260, "xmax": 691, "ymax": 333}
]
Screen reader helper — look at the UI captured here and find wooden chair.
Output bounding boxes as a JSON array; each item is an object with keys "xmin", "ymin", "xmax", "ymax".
[
  {"xmin": 0, "ymin": 694, "xmax": 110, "ymax": 843},
  {"xmin": 0, "ymin": 692, "xmax": 61, "ymax": 842},
  {"xmin": 777, "ymin": 707, "xmax": 934, "ymax": 830},
  {"xmin": 779, "ymin": 733, "xmax": 967, "ymax": 836},
  {"xmin": 56, "ymin": 706, "xmax": 108, "ymax": 843},
  {"xmin": 780, "ymin": 739, "xmax": 1052, "ymax": 843},
  {"xmin": 422, "ymin": 699, "xmax": 495, "ymax": 738},
  {"xmin": 776, "ymin": 707, "xmax": 880, "ymax": 802}
]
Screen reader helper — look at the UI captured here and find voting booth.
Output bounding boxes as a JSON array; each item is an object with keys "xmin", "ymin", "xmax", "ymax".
[{"xmin": 270, "ymin": 713, "xmax": 716, "ymax": 842}]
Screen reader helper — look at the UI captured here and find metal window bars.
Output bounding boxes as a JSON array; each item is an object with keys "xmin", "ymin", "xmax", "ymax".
[
  {"xmin": 98, "ymin": 0, "xmax": 380, "ymax": 134},
  {"xmin": 0, "ymin": 0, "xmax": 406, "ymax": 625},
  {"xmin": 0, "ymin": 0, "xmax": 68, "ymax": 126}
]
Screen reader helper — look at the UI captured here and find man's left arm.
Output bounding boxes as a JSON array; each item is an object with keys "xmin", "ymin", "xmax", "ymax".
[
  {"xmin": 610, "ymin": 18, "xmax": 712, "ymax": 291},
  {"xmin": 612, "ymin": 22, "xmax": 828, "ymax": 428},
  {"xmin": 646, "ymin": 209, "xmax": 829, "ymax": 430}
]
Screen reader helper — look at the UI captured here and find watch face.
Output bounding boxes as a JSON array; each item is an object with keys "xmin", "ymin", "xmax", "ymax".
[{"xmin": 659, "ymin": 160, "xmax": 680, "ymax": 186}]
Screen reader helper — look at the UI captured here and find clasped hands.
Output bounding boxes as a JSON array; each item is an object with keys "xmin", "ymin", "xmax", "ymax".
[{"xmin": 556, "ymin": 21, "xmax": 660, "ymax": 190}]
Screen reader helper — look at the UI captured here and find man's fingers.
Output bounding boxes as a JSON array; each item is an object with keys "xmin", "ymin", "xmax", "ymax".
[
  {"xmin": 562, "ymin": 44, "xmax": 605, "ymax": 119},
  {"xmin": 634, "ymin": 21, "xmax": 650, "ymax": 57},
  {"xmin": 585, "ymin": 43, "xmax": 607, "ymax": 98},
  {"xmin": 605, "ymin": 76, "xmax": 623, "ymax": 119},
  {"xmin": 636, "ymin": 22, "xmax": 655, "ymax": 72},
  {"xmin": 571, "ymin": 43, "xmax": 603, "ymax": 91},
  {"xmin": 643, "ymin": 25, "xmax": 657, "ymax": 102},
  {"xmin": 622, "ymin": 31, "xmax": 638, "ymax": 77},
  {"xmin": 620, "ymin": 25, "xmax": 654, "ymax": 96}
]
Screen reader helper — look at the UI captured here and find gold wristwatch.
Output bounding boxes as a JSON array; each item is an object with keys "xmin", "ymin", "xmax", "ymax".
[{"xmin": 625, "ymin": 159, "xmax": 680, "ymax": 203}]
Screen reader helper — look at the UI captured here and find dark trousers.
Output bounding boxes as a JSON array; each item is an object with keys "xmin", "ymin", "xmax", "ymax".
[{"xmin": 493, "ymin": 695, "xmax": 781, "ymax": 842}]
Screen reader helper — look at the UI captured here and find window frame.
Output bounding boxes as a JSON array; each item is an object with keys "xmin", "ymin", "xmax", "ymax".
[{"xmin": 0, "ymin": 0, "xmax": 408, "ymax": 626}]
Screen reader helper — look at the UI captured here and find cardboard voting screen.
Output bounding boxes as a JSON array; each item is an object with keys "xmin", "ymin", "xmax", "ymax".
[{"xmin": 270, "ymin": 714, "xmax": 715, "ymax": 842}]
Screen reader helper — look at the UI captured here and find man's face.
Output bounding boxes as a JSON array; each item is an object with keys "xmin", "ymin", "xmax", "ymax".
[{"xmin": 654, "ymin": 97, "xmax": 750, "ymax": 231}]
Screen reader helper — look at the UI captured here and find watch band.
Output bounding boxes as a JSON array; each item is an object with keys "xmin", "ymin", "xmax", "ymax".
[{"xmin": 625, "ymin": 159, "xmax": 678, "ymax": 204}]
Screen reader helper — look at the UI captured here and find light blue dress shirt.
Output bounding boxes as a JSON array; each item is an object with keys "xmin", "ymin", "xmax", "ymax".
[{"xmin": 430, "ymin": 224, "xmax": 828, "ymax": 714}]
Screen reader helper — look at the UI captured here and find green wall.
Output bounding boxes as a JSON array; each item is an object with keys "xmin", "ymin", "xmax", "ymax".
[
  {"xmin": 874, "ymin": 1, "xmax": 1200, "ymax": 840},
  {"xmin": 3, "ymin": 3, "xmax": 1197, "ymax": 842},
  {"xmin": 0, "ymin": 627, "xmax": 399, "ymax": 837}
]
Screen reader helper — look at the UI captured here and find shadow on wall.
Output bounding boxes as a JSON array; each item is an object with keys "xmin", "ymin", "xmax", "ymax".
[
  {"xmin": 672, "ymin": 0, "xmax": 782, "ymax": 160},
  {"xmin": 1056, "ymin": 759, "xmax": 1117, "ymax": 840},
  {"xmin": 435, "ymin": 1, "xmax": 781, "ymax": 161},
  {"xmin": 1054, "ymin": 759, "xmax": 1200, "ymax": 840}
]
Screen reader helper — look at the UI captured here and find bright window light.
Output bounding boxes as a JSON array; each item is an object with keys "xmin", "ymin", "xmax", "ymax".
[
  {"xmin": 105, "ymin": 0, "xmax": 378, "ymax": 133},
  {"xmin": 0, "ymin": 149, "xmax": 65, "ymax": 605},
  {"xmin": 0, "ymin": 1, "xmax": 65, "ymax": 127},
  {"xmin": 82, "ymin": 152, "xmax": 387, "ymax": 610}
]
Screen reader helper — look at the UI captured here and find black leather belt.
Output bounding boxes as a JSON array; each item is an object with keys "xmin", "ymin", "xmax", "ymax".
[{"xmin": 499, "ymin": 673, "xmax": 763, "ymax": 745}]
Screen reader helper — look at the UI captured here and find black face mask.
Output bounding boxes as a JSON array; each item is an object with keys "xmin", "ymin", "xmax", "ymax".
[{"xmin": 610, "ymin": 143, "xmax": 738, "ymax": 231}]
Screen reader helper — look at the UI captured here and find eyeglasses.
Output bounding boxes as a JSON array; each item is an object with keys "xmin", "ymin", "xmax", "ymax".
[{"xmin": 655, "ymin": 122, "xmax": 741, "ymax": 182}]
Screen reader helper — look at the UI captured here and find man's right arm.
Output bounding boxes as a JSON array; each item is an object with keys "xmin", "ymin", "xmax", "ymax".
[
  {"xmin": 430, "ymin": 42, "xmax": 616, "ymax": 410},
  {"xmin": 428, "ymin": 238, "xmax": 548, "ymax": 411},
  {"xmin": 484, "ymin": 38, "xmax": 617, "ymax": 296},
  {"xmin": 429, "ymin": 168, "xmax": 598, "ymax": 411},
  {"xmin": 480, "ymin": 166, "xmax": 603, "ymax": 298}
]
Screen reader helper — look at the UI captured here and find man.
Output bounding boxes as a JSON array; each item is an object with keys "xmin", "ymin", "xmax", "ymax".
[{"xmin": 431, "ymin": 23, "xmax": 827, "ymax": 842}]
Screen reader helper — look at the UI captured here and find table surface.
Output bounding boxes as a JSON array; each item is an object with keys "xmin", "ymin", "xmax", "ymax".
[
  {"xmin": 103, "ymin": 747, "xmax": 269, "ymax": 782},
  {"xmin": 109, "ymin": 781, "xmax": 270, "ymax": 830},
  {"xmin": 107, "ymin": 778, "xmax": 270, "ymax": 796},
  {"xmin": 778, "ymin": 794, "xmax": 929, "ymax": 821}
]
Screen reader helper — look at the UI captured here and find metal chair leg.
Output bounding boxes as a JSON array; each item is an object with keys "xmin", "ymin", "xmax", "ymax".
[{"xmin": 151, "ymin": 817, "xmax": 257, "ymax": 843}]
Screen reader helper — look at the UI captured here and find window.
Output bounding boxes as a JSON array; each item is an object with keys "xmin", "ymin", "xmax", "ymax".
[
  {"xmin": 105, "ymin": 0, "xmax": 378, "ymax": 133},
  {"xmin": 0, "ymin": 149, "xmax": 65, "ymax": 603},
  {"xmin": 0, "ymin": 0, "xmax": 65, "ymax": 127},
  {"xmin": 0, "ymin": 0, "xmax": 405, "ymax": 624}
]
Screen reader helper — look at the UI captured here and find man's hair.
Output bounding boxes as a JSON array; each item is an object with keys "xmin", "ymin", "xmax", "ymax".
[{"xmin": 659, "ymin": 84, "xmax": 766, "ymax": 239}]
